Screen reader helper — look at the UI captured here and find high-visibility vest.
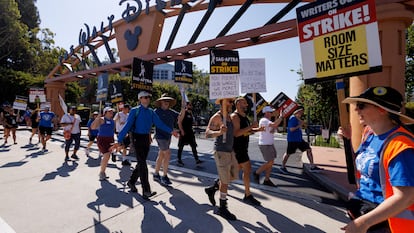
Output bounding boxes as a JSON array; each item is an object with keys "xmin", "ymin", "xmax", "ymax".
[{"xmin": 379, "ymin": 127, "xmax": 414, "ymax": 232}]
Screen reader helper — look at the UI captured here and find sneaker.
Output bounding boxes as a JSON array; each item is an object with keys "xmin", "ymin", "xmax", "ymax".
[
  {"xmin": 177, "ymin": 160, "xmax": 184, "ymax": 166},
  {"xmin": 122, "ymin": 160, "xmax": 131, "ymax": 166},
  {"xmin": 85, "ymin": 148, "xmax": 90, "ymax": 156},
  {"xmin": 65, "ymin": 156, "xmax": 70, "ymax": 161},
  {"xmin": 243, "ymin": 194, "xmax": 261, "ymax": 206},
  {"xmin": 127, "ymin": 180, "xmax": 138, "ymax": 193},
  {"xmin": 196, "ymin": 159, "xmax": 203, "ymax": 165},
  {"xmin": 161, "ymin": 176, "xmax": 172, "ymax": 186},
  {"xmin": 253, "ymin": 170, "xmax": 260, "ymax": 183},
  {"xmin": 142, "ymin": 191, "xmax": 157, "ymax": 200},
  {"xmin": 310, "ymin": 166, "xmax": 324, "ymax": 172},
  {"xmin": 111, "ymin": 153, "xmax": 117, "ymax": 162},
  {"xmin": 280, "ymin": 167, "xmax": 289, "ymax": 174},
  {"xmin": 71, "ymin": 154, "xmax": 79, "ymax": 160},
  {"xmin": 99, "ymin": 172, "xmax": 108, "ymax": 181},
  {"xmin": 263, "ymin": 179, "xmax": 277, "ymax": 187},
  {"xmin": 153, "ymin": 173, "xmax": 161, "ymax": 183}
]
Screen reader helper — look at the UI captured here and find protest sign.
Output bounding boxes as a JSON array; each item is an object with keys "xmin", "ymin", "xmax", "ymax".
[
  {"xmin": 240, "ymin": 58, "xmax": 266, "ymax": 94},
  {"xmin": 270, "ymin": 92, "xmax": 298, "ymax": 117},
  {"xmin": 96, "ymin": 72, "xmax": 109, "ymax": 102},
  {"xmin": 175, "ymin": 60, "xmax": 193, "ymax": 84},
  {"xmin": 13, "ymin": 96, "xmax": 28, "ymax": 110},
  {"xmin": 131, "ymin": 57, "xmax": 153, "ymax": 92},
  {"xmin": 296, "ymin": 0, "xmax": 381, "ymax": 83}
]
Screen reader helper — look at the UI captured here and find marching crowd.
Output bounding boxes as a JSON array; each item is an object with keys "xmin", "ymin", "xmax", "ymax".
[{"xmin": 2, "ymin": 86, "xmax": 414, "ymax": 232}]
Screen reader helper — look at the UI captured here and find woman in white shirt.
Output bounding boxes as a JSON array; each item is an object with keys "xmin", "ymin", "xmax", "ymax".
[{"xmin": 60, "ymin": 106, "xmax": 82, "ymax": 161}]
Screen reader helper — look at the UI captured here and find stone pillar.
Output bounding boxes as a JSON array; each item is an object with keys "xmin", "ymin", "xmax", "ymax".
[
  {"xmin": 45, "ymin": 82, "xmax": 66, "ymax": 118},
  {"xmin": 349, "ymin": 3, "xmax": 414, "ymax": 150}
]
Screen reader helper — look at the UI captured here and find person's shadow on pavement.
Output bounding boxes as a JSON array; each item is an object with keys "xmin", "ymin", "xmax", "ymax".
[
  {"xmin": 158, "ymin": 188, "xmax": 223, "ymax": 232},
  {"xmin": 87, "ymin": 181, "xmax": 134, "ymax": 215},
  {"xmin": 40, "ymin": 161, "xmax": 78, "ymax": 181}
]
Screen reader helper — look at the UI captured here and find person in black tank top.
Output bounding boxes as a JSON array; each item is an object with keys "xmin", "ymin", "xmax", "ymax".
[
  {"xmin": 231, "ymin": 97, "xmax": 264, "ymax": 206},
  {"xmin": 177, "ymin": 102, "xmax": 202, "ymax": 166}
]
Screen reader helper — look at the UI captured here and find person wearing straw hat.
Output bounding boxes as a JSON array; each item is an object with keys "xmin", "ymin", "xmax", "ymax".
[
  {"xmin": 153, "ymin": 93, "xmax": 179, "ymax": 186},
  {"xmin": 230, "ymin": 96, "xmax": 264, "ymax": 206},
  {"xmin": 339, "ymin": 86, "xmax": 414, "ymax": 233},
  {"xmin": 113, "ymin": 91, "xmax": 179, "ymax": 199},
  {"xmin": 91, "ymin": 107, "xmax": 116, "ymax": 181},
  {"xmin": 204, "ymin": 97, "xmax": 238, "ymax": 221},
  {"xmin": 280, "ymin": 105, "xmax": 323, "ymax": 174}
]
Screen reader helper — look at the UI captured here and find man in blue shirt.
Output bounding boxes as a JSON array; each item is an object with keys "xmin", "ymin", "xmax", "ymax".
[
  {"xmin": 280, "ymin": 106, "xmax": 322, "ymax": 174},
  {"xmin": 37, "ymin": 106, "xmax": 55, "ymax": 152},
  {"xmin": 114, "ymin": 91, "xmax": 178, "ymax": 199}
]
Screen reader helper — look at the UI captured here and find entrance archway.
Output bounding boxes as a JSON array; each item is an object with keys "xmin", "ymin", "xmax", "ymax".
[{"xmin": 45, "ymin": 0, "xmax": 414, "ymax": 149}]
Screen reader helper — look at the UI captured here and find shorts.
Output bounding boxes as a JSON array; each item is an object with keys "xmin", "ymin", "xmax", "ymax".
[
  {"xmin": 286, "ymin": 140, "xmax": 311, "ymax": 155},
  {"xmin": 88, "ymin": 135, "xmax": 97, "ymax": 142},
  {"xmin": 97, "ymin": 136, "xmax": 114, "ymax": 154},
  {"xmin": 39, "ymin": 126, "xmax": 53, "ymax": 136},
  {"xmin": 259, "ymin": 145, "xmax": 277, "ymax": 162},
  {"xmin": 156, "ymin": 138, "xmax": 171, "ymax": 151},
  {"xmin": 213, "ymin": 151, "xmax": 239, "ymax": 184},
  {"xmin": 234, "ymin": 148, "xmax": 250, "ymax": 164}
]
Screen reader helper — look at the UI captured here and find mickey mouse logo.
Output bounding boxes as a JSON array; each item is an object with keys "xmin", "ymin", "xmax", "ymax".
[{"xmin": 125, "ymin": 26, "xmax": 142, "ymax": 51}]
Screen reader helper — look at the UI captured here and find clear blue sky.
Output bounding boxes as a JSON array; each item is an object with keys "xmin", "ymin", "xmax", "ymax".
[{"xmin": 36, "ymin": 0, "xmax": 305, "ymax": 102}]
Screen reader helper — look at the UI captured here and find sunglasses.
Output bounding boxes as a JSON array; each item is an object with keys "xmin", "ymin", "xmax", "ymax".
[
  {"xmin": 356, "ymin": 102, "xmax": 367, "ymax": 110},
  {"xmin": 141, "ymin": 96, "xmax": 150, "ymax": 99}
]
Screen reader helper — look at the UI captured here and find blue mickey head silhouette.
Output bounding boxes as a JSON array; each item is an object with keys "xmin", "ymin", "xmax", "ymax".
[{"xmin": 125, "ymin": 26, "xmax": 142, "ymax": 51}]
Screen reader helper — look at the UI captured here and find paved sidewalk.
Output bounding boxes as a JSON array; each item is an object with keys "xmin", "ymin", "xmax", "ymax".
[
  {"xmin": 303, "ymin": 146, "xmax": 357, "ymax": 201},
  {"xmin": 0, "ymin": 129, "xmax": 351, "ymax": 233}
]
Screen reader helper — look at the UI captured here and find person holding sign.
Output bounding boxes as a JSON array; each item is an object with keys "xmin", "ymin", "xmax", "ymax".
[
  {"xmin": 112, "ymin": 91, "xmax": 178, "ymax": 200},
  {"xmin": 254, "ymin": 106, "xmax": 284, "ymax": 187},
  {"xmin": 205, "ymin": 98, "xmax": 238, "ymax": 221},
  {"xmin": 231, "ymin": 97, "xmax": 263, "ymax": 206},
  {"xmin": 339, "ymin": 87, "xmax": 414, "ymax": 233},
  {"xmin": 280, "ymin": 106, "xmax": 323, "ymax": 174}
]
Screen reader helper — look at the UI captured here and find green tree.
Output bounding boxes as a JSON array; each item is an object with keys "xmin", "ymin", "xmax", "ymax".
[{"xmin": 406, "ymin": 24, "xmax": 414, "ymax": 100}]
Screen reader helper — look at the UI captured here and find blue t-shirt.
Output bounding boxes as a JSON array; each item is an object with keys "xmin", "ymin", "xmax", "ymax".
[
  {"xmin": 287, "ymin": 115, "xmax": 303, "ymax": 142},
  {"xmin": 87, "ymin": 119, "xmax": 99, "ymax": 136},
  {"xmin": 98, "ymin": 117, "xmax": 115, "ymax": 137},
  {"xmin": 38, "ymin": 111, "xmax": 55, "ymax": 128},
  {"xmin": 154, "ymin": 108, "xmax": 179, "ymax": 140},
  {"xmin": 355, "ymin": 127, "xmax": 414, "ymax": 203},
  {"xmin": 117, "ymin": 105, "xmax": 172, "ymax": 144}
]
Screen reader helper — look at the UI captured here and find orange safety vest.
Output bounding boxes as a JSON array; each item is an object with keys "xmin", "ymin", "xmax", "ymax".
[{"xmin": 379, "ymin": 126, "xmax": 414, "ymax": 232}]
